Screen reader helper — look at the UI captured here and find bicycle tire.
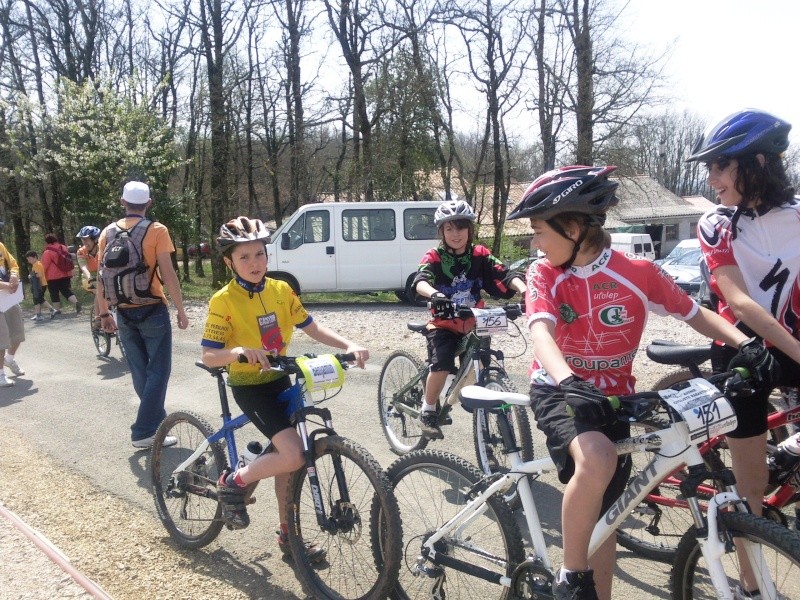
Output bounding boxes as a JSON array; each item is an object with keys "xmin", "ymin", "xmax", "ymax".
[
  {"xmin": 150, "ymin": 411, "xmax": 228, "ymax": 549},
  {"xmin": 286, "ymin": 435, "xmax": 402, "ymax": 600},
  {"xmin": 671, "ymin": 511, "xmax": 800, "ymax": 599},
  {"xmin": 472, "ymin": 372, "xmax": 534, "ymax": 511},
  {"xmin": 383, "ymin": 449, "xmax": 525, "ymax": 600},
  {"xmin": 378, "ymin": 350, "xmax": 429, "ymax": 455},
  {"xmin": 89, "ymin": 305, "xmax": 112, "ymax": 357}
]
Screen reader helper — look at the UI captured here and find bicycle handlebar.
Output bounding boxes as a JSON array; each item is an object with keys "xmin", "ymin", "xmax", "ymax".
[
  {"xmin": 566, "ymin": 367, "xmax": 752, "ymax": 422},
  {"xmin": 427, "ymin": 302, "xmax": 524, "ymax": 321},
  {"xmin": 236, "ymin": 352, "xmax": 357, "ymax": 374}
]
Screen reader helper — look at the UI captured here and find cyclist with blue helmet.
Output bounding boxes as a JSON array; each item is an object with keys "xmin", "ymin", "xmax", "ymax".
[
  {"xmin": 76, "ymin": 225, "xmax": 101, "ymax": 292},
  {"xmin": 689, "ymin": 110, "xmax": 800, "ymax": 595}
]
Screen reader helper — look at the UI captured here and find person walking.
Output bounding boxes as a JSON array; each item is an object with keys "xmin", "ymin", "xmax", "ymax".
[
  {"xmin": 0, "ymin": 242, "xmax": 25, "ymax": 386},
  {"xmin": 95, "ymin": 181, "xmax": 189, "ymax": 449},
  {"xmin": 41, "ymin": 233, "xmax": 79, "ymax": 316},
  {"xmin": 25, "ymin": 251, "xmax": 56, "ymax": 320}
]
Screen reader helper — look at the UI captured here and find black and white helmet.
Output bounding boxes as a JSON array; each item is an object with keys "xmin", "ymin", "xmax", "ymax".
[
  {"xmin": 217, "ymin": 216, "xmax": 271, "ymax": 253},
  {"xmin": 434, "ymin": 200, "xmax": 476, "ymax": 227}
]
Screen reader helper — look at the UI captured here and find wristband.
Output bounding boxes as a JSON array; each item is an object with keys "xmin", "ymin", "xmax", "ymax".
[{"xmin": 99, "ymin": 313, "xmax": 111, "ymax": 318}]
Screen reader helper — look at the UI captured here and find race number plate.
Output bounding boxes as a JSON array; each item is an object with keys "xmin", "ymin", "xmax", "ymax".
[
  {"xmin": 471, "ymin": 307, "xmax": 508, "ymax": 337},
  {"xmin": 295, "ymin": 355, "xmax": 346, "ymax": 392},
  {"xmin": 660, "ymin": 378, "xmax": 737, "ymax": 441}
]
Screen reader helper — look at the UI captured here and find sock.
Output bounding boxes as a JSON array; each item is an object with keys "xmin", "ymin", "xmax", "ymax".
[
  {"xmin": 422, "ymin": 402, "xmax": 438, "ymax": 413},
  {"xmin": 225, "ymin": 471, "xmax": 247, "ymax": 488}
]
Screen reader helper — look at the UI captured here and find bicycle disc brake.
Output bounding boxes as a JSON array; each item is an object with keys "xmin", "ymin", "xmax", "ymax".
[{"xmin": 511, "ymin": 560, "xmax": 554, "ymax": 600}]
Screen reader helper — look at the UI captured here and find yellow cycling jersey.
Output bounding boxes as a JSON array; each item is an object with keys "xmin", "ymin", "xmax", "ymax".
[{"xmin": 201, "ymin": 277, "xmax": 311, "ymax": 386}]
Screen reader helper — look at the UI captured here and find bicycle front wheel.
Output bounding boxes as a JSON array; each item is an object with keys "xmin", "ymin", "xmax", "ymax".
[
  {"xmin": 385, "ymin": 450, "xmax": 525, "ymax": 600},
  {"xmin": 286, "ymin": 435, "xmax": 402, "ymax": 600},
  {"xmin": 473, "ymin": 372, "xmax": 534, "ymax": 511},
  {"xmin": 89, "ymin": 305, "xmax": 111, "ymax": 357},
  {"xmin": 378, "ymin": 350, "xmax": 429, "ymax": 455},
  {"xmin": 150, "ymin": 411, "xmax": 228, "ymax": 549},
  {"xmin": 671, "ymin": 511, "xmax": 800, "ymax": 599}
]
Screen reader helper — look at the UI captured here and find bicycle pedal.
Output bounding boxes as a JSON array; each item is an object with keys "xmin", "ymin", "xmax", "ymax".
[{"xmin": 442, "ymin": 416, "xmax": 453, "ymax": 425}]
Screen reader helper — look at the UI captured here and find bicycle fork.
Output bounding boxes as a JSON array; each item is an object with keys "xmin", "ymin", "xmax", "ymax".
[{"xmin": 296, "ymin": 408, "xmax": 352, "ymax": 533}]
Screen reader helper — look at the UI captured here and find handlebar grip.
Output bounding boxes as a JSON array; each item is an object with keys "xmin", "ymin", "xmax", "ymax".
[
  {"xmin": 337, "ymin": 352, "xmax": 357, "ymax": 364},
  {"xmin": 237, "ymin": 353, "xmax": 248, "ymax": 363}
]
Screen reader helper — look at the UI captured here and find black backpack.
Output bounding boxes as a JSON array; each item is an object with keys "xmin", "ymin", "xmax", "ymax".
[{"xmin": 100, "ymin": 219, "xmax": 161, "ymax": 307}]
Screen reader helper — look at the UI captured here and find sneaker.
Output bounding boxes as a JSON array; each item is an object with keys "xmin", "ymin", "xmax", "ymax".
[
  {"xmin": 0, "ymin": 373, "xmax": 14, "ymax": 388},
  {"xmin": 553, "ymin": 569, "xmax": 598, "ymax": 600},
  {"xmin": 419, "ymin": 411, "xmax": 444, "ymax": 440},
  {"xmin": 50, "ymin": 309, "xmax": 61, "ymax": 319},
  {"xmin": 75, "ymin": 301, "xmax": 82, "ymax": 314},
  {"xmin": 733, "ymin": 584, "xmax": 788, "ymax": 599},
  {"xmin": 131, "ymin": 435, "xmax": 178, "ymax": 449},
  {"xmin": 4, "ymin": 357, "xmax": 24, "ymax": 376},
  {"xmin": 216, "ymin": 470, "xmax": 250, "ymax": 530},
  {"xmin": 277, "ymin": 528, "xmax": 326, "ymax": 564},
  {"xmin": 30, "ymin": 314, "xmax": 41, "ymax": 321}
]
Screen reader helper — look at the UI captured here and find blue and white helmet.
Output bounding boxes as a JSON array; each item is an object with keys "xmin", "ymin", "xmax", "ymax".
[
  {"xmin": 76, "ymin": 225, "xmax": 101, "ymax": 240},
  {"xmin": 685, "ymin": 109, "xmax": 791, "ymax": 163}
]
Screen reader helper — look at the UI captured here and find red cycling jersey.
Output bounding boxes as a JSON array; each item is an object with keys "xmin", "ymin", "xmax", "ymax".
[{"xmin": 526, "ymin": 248, "xmax": 698, "ymax": 395}]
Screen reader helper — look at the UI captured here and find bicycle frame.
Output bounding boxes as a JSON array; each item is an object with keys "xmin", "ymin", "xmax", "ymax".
[
  {"xmin": 417, "ymin": 408, "xmax": 766, "ymax": 599},
  {"xmin": 175, "ymin": 359, "xmax": 353, "ymax": 532},
  {"xmin": 390, "ymin": 332, "xmax": 504, "ymax": 422}
]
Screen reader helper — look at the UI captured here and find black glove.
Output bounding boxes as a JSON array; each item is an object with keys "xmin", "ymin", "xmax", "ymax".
[
  {"xmin": 429, "ymin": 292, "xmax": 455, "ymax": 319},
  {"xmin": 728, "ymin": 337, "xmax": 781, "ymax": 390},
  {"xmin": 561, "ymin": 375, "xmax": 617, "ymax": 427}
]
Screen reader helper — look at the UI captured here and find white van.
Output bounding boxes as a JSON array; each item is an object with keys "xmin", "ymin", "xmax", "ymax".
[
  {"xmin": 609, "ymin": 232, "xmax": 656, "ymax": 260},
  {"xmin": 266, "ymin": 201, "xmax": 441, "ymax": 302}
]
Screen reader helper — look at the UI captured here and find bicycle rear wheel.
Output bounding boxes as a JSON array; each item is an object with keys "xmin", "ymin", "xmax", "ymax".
[
  {"xmin": 151, "ymin": 411, "xmax": 228, "ymax": 549},
  {"xmin": 378, "ymin": 351, "xmax": 429, "ymax": 455},
  {"xmin": 473, "ymin": 372, "xmax": 534, "ymax": 510},
  {"xmin": 384, "ymin": 450, "xmax": 525, "ymax": 600},
  {"xmin": 671, "ymin": 511, "xmax": 800, "ymax": 599},
  {"xmin": 286, "ymin": 435, "xmax": 402, "ymax": 600}
]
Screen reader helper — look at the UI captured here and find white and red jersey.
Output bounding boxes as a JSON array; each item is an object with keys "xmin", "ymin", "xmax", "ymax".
[
  {"xmin": 526, "ymin": 249, "xmax": 698, "ymax": 396},
  {"xmin": 698, "ymin": 199, "xmax": 800, "ymax": 344}
]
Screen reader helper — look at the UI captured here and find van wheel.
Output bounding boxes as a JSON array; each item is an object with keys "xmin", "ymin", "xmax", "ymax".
[
  {"xmin": 394, "ymin": 290, "xmax": 409, "ymax": 303},
  {"xmin": 269, "ymin": 273, "xmax": 300, "ymax": 296}
]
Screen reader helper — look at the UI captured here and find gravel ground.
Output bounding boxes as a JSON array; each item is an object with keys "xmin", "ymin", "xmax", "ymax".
[{"xmin": 0, "ymin": 301, "xmax": 708, "ymax": 599}]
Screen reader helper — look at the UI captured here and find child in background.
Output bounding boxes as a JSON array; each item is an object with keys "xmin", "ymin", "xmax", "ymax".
[{"xmin": 25, "ymin": 251, "xmax": 56, "ymax": 320}]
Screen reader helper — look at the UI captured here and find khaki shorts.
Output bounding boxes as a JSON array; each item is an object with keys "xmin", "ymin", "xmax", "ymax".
[{"xmin": 0, "ymin": 304, "xmax": 25, "ymax": 349}]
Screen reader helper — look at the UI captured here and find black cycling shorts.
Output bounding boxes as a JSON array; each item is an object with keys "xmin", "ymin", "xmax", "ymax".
[
  {"xmin": 530, "ymin": 383, "xmax": 632, "ymax": 516},
  {"xmin": 425, "ymin": 327, "xmax": 463, "ymax": 372},
  {"xmin": 711, "ymin": 343, "xmax": 800, "ymax": 439},
  {"xmin": 231, "ymin": 376, "xmax": 294, "ymax": 439}
]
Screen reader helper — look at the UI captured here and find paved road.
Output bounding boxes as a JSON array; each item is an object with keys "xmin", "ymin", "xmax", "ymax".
[{"xmin": 0, "ymin": 303, "xmax": 676, "ymax": 599}]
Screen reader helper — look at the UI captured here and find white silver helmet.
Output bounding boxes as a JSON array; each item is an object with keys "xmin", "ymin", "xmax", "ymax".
[{"xmin": 434, "ymin": 200, "xmax": 475, "ymax": 227}]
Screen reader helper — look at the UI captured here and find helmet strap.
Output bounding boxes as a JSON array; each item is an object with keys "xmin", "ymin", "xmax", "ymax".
[{"xmin": 547, "ymin": 218, "xmax": 588, "ymax": 268}]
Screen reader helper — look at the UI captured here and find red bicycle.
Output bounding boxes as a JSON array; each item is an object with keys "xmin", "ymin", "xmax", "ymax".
[{"xmin": 617, "ymin": 340, "xmax": 800, "ymax": 561}]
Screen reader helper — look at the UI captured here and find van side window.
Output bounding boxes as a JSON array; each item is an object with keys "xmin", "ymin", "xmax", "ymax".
[
  {"xmin": 634, "ymin": 243, "xmax": 643, "ymax": 254},
  {"xmin": 283, "ymin": 210, "xmax": 330, "ymax": 249},
  {"xmin": 342, "ymin": 209, "xmax": 395, "ymax": 241},
  {"xmin": 404, "ymin": 208, "xmax": 438, "ymax": 240}
]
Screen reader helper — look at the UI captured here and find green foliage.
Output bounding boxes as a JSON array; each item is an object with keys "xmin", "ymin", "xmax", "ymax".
[{"xmin": 46, "ymin": 78, "xmax": 183, "ymax": 224}]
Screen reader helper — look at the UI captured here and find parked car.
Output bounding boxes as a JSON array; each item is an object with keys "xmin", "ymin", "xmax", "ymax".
[
  {"xmin": 660, "ymin": 248, "xmax": 703, "ymax": 297},
  {"xmin": 656, "ymin": 238, "xmax": 700, "ymax": 266},
  {"xmin": 508, "ymin": 254, "xmax": 541, "ymax": 273},
  {"xmin": 187, "ymin": 242, "xmax": 211, "ymax": 258}
]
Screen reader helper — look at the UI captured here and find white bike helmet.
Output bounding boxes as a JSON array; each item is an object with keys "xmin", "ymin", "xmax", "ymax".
[
  {"xmin": 434, "ymin": 200, "xmax": 476, "ymax": 227},
  {"xmin": 217, "ymin": 217, "xmax": 271, "ymax": 254}
]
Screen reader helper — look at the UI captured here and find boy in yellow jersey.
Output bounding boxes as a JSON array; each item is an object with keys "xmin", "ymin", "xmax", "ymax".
[
  {"xmin": 200, "ymin": 216, "xmax": 368, "ymax": 563},
  {"xmin": 25, "ymin": 251, "xmax": 56, "ymax": 320}
]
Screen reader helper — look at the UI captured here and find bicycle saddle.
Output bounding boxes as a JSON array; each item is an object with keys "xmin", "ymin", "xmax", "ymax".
[
  {"xmin": 646, "ymin": 339, "xmax": 711, "ymax": 366},
  {"xmin": 459, "ymin": 385, "xmax": 530, "ymax": 411}
]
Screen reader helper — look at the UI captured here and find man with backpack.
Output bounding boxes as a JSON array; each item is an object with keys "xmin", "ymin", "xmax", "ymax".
[{"xmin": 95, "ymin": 181, "xmax": 189, "ymax": 449}]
